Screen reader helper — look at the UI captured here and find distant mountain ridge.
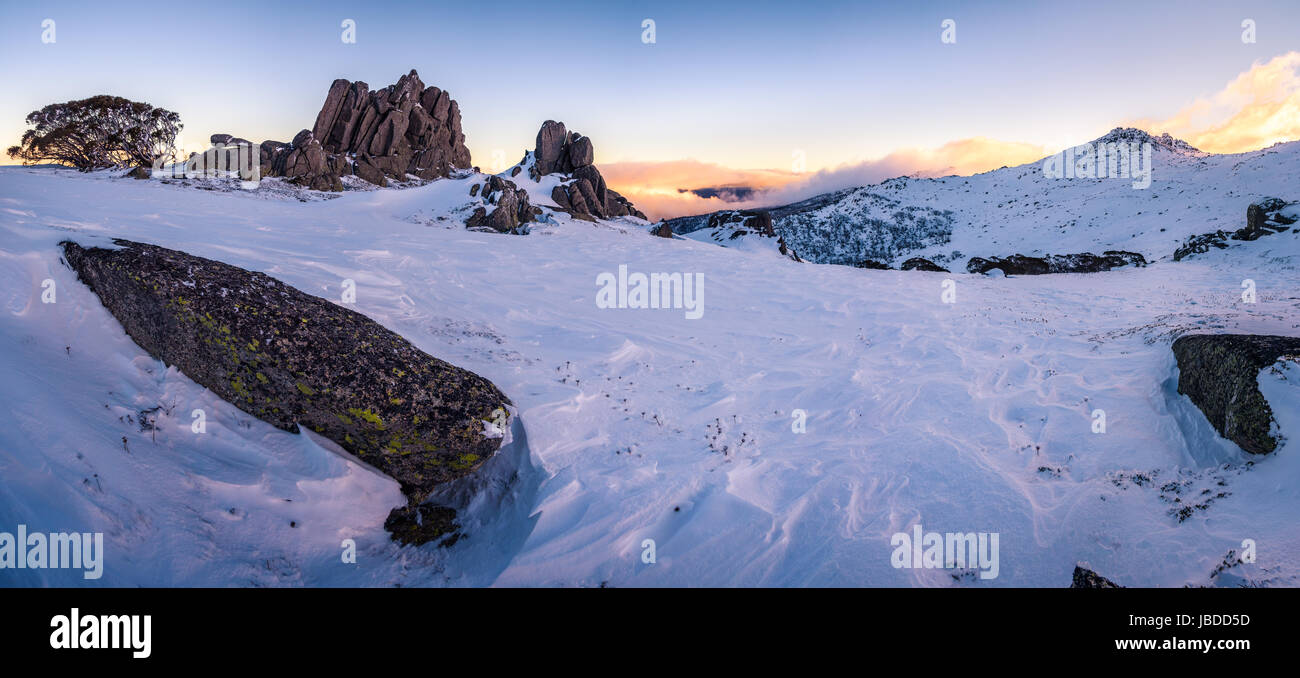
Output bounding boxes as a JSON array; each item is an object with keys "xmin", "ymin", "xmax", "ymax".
[{"xmin": 661, "ymin": 128, "xmax": 1298, "ymax": 269}]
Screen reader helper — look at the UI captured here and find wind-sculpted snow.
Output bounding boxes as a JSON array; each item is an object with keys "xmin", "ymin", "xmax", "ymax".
[{"xmin": 1, "ymin": 161, "xmax": 1299, "ymax": 587}]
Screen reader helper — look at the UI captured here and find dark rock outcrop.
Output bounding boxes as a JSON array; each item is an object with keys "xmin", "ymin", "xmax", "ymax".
[
  {"xmin": 650, "ymin": 223, "xmax": 674, "ymax": 238},
  {"xmin": 706, "ymin": 209, "xmax": 774, "ymax": 236},
  {"xmin": 1233, "ymin": 197, "xmax": 1293, "ymax": 241},
  {"xmin": 263, "ymin": 129, "xmax": 348, "ymax": 192},
  {"xmin": 966, "ymin": 251, "xmax": 1146, "ymax": 275},
  {"xmin": 61, "ymin": 239, "xmax": 511, "ymax": 544},
  {"xmin": 1070, "ymin": 566, "xmax": 1122, "ymax": 588},
  {"xmin": 1173, "ymin": 231, "xmax": 1232, "ymax": 261},
  {"xmin": 1175, "ymin": 198, "xmax": 1295, "ymax": 260},
  {"xmin": 777, "ymin": 236, "xmax": 802, "ymax": 262},
  {"xmin": 310, "ymin": 69, "xmax": 471, "ymax": 182},
  {"xmin": 853, "ymin": 259, "xmax": 892, "ymax": 270},
  {"xmin": 464, "ymin": 175, "xmax": 541, "ymax": 233},
  {"xmin": 1172, "ymin": 334, "xmax": 1300, "ymax": 455},
  {"xmin": 530, "ymin": 120, "xmax": 646, "ymax": 220},
  {"xmin": 207, "ymin": 70, "xmax": 472, "ymax": 191},
  {"xmin": 900, "ymin": 257, "xmax": 949, "ymax": 272},
  {"xmin": 687, "ymin": 209, "xmax": 801, "ymax": 260}
]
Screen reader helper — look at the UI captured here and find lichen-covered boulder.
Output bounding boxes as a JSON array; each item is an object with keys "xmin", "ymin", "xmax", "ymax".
[
  {"xmin": 61, "ymin": 239, "xmax": 512, "ymax": 544},
  {"xmin": 1172, "ymin": 334, "xmax": 1300, "ymax": 455}
]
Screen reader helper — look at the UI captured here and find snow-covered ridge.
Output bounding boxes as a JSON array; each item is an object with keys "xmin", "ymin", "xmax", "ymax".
[{"xmin": 663, "ymin": 131, "xmax": 1299, "ymax": 271}]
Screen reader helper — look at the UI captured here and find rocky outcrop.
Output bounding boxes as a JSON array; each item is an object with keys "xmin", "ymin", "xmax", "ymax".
[
  {"xmin": 206, "ymin": 70, "xmax": 472, "ymax": 191},
  {"xmin": 310, "ymin": 69, "xmax": 471, "ymax": 183},
  {"xmin": 900, "ymin": 257, "xmax": 949, "ymax": 272},
  {"xmin": 61, "ymin": 239, "xmax": 511, "ymax": 544},
  {"xmin": 650, "ymin": 223, "xmax": 674, "ymax": 238},
  {"xmin": 853, "ymin": 259, "xmax": 892, "ymax": 270},
  {"xmin": 262, "ymin": 129, "xmax": 348, "ymax": 192},
  {"xmin": 966, "ymin": 251, "xmax": 1146, "ymax": 275},
  {"xmin": 686, "ymin": 208, "xmax": 801, "ymax": 260},
  {"xmin": 1173, "ymin": 231, "xmax": 1232, "ymax": 261},
  {"xmin": 1172, "ymin": 334, "xmax": 1300, "ymax": 455},
  {"xmin": 777, "ymin": 237, "xmax": 802, "ymax": 262},
  {"xmin": 1175, "ymin": 198, "xmax": 1295, "ymax": 260},
  {"xmin": 1070, "ymin": 566, "xmax": 1122, "ymax": 588},
  {"xmin": 706, "ymin": 209, "xmax": 774, "ymax": 236},
  {"xmin": 530, "ymin": 120, "xmax": 646, "ymax": 220},
  {"xmin": 464, "ymin": 175, "xmax": 541, "ymax": 233},
  {"xmin": 1234, "ymin": 197, "xmax": 1294, "ymax": 240}
]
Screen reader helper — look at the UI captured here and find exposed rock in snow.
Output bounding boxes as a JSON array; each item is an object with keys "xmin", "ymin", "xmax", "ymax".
[
  {"xmin": 464, "ymin": 175, "xmax": 541, "ymax": 233},
  {"xmin": 900, "ymin": 257, "xmax": 948, "ymax": 272},
  {"xmin": 1070, "ymin": 565, "xmax": 1123, "ymax": 588},
  {"xmin": 206, "ymin": 69, "xmax": 472, "ymax": 192},
  {"xmin": 60, "ymin": 239, "xmax": 512, "ymax": 544},
  {"xmin": 1174, "ymin": 197, "xmax": 1296, "ymax": 260},
  {"xmin": 680, "ymin": 209, "xmax": 801, "ymax": 261},
  {"xmin": 966, "ymin": 251, "xmax": 1146, "ymax": 275},
  {"xmin": 530, "ymin": 120, "xmax": 646, "ymax": 220},
  {"xmin": 1172, "ymin": 334, "xmax": 1300, "ymax": 455}
]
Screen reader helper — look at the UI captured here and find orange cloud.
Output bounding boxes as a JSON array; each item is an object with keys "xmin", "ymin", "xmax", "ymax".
[
  {"xmin": 605, "ymin": 138, "xmax": 1047, "ymax": 221},
  {"xmin": 1132, "ymin": 51, "xmax": 1300, "ymax": 153}
]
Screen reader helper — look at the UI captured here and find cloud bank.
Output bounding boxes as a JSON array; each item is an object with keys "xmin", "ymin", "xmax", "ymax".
[
  {"xmin": 604, "ymin": 138, "xmax": 1046, "ymax": 221},
  {"xmin": 1131, "ymin": 52, "xmax": 1300, "ymax": 154},
  {"xmin": 607, "ymin": 52, "xmax": 1300, "ymax": 221}
]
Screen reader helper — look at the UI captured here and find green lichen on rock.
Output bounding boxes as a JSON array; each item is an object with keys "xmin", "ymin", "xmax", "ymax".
[
  {"xmin": 61, "ymin": 239, "xmax": 512, "ymax": 544},
  {"xmin": 1171, "ymin": 334, "xmax": 1300, "ymax": 455}
]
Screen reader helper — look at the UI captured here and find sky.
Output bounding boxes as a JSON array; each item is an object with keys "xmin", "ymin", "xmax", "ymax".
[{"xmin": 2, "ymin": 0, "xmax": 1299, "ymax": 218}]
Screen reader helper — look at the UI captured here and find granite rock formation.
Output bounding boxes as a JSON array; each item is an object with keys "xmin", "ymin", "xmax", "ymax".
[{"xmin": 530, "ymin": 120, "xmax": 646, "ymax": 220}]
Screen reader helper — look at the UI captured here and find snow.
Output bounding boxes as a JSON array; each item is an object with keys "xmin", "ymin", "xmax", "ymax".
[
  {"xmin": 1, "ymin": 155, "xmax": 1298, "ymax": 587},
  {"xmin": 684, "ymin": 136, "xmax": 1300, "ymax": 272}
]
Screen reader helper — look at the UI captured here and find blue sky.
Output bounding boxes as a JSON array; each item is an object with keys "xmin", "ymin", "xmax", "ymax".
[{"xmin": 2, "ymin": 0, "xmax": 1298, "ymax": 176}]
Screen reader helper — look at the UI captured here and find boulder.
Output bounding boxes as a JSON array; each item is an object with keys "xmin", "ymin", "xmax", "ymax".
[
  {"xmin": 854, "ymin": 259, "xmax": 892, "ymax": 270},
  {"xmin": 1232, "ymin": 197, "xmax": 1294, "ymax": 241},
  {"xmin": 1172, "ymin": 334, "xmax": 1300, "ymax": 455},
  {"xmin": 651, "ymin": 223, "xmax": 674, "ymax": 238},
  {"xmin": 61, "ymin": 239, "xmax": 512, "ymax": 544},
  {"xmin": 1070, "ymin": 566, "xmax": 1122, "ymax": 588},
  {"xmin": 900, "ymin": 257, "xmax": 949, "ymax": 272},
  {"xmin": 534, "ymin": 120, "xmax": 570, "ymax": 176}
]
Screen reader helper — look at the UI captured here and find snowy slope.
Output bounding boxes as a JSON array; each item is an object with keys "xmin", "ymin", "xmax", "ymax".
[
  {"xmin": 1, "ymin": 161, "xmax": 1299, "ymax": 587},
  {"xmin": 666, "ymin": 131, "xmax": 1300, "ymax": 271}
]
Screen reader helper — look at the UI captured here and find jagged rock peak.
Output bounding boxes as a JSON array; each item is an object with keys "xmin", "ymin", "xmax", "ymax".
[
  {"xmin": 308, "ymin": 69, "xmax": 472, "ymax": 182},
  {"xmin": 531, "ymin": 120, "xmax": 646, "ymax": 221},
  {"xmin": 1091, "ymin": 127, "xmax": 1201, "ymax": 155}
]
